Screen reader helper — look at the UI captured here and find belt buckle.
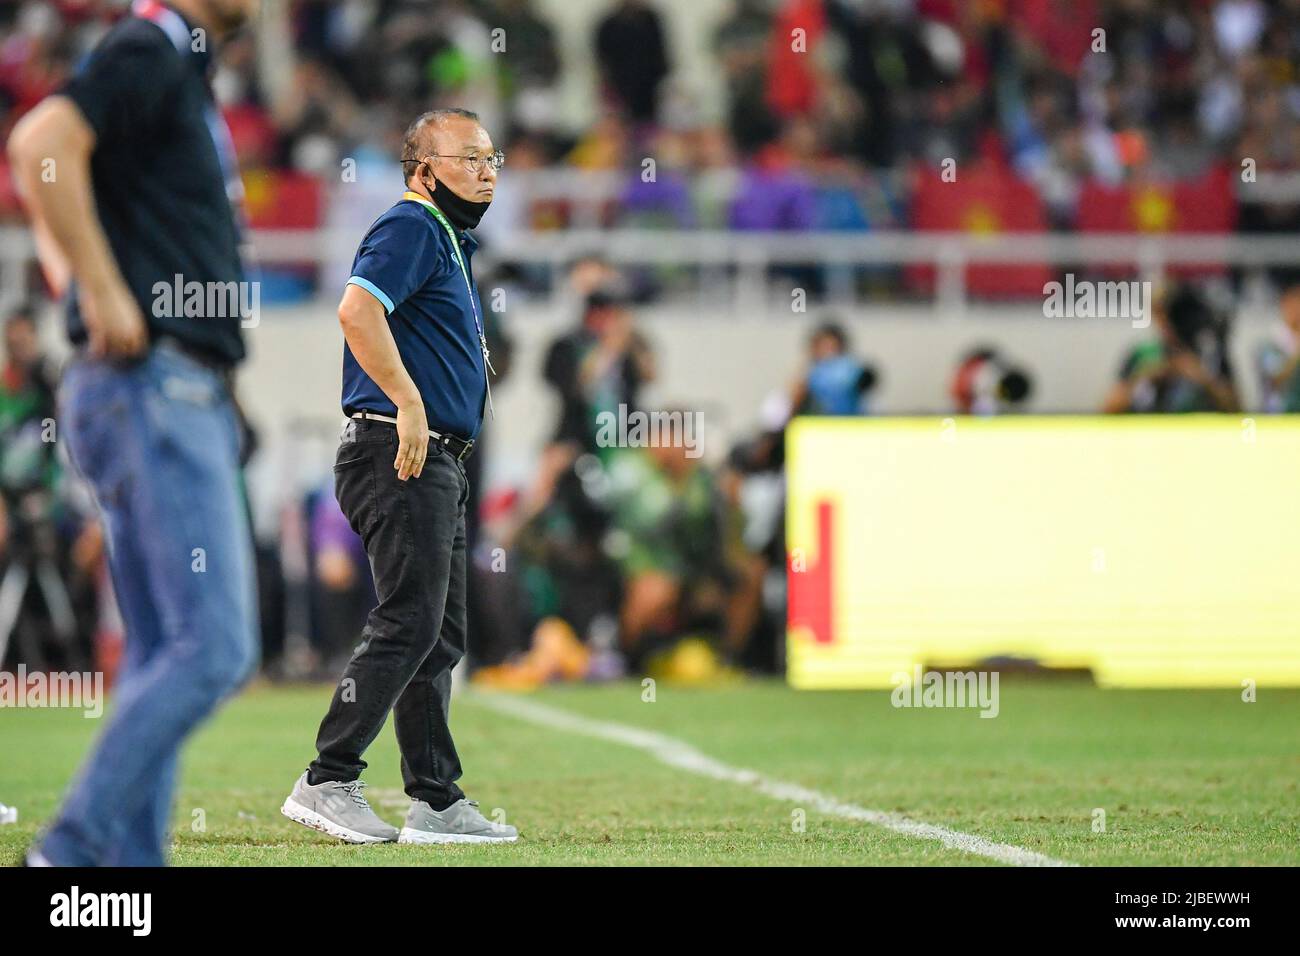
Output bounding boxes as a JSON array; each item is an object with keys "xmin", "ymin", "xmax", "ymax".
[{"xmin": 429, "ymin": 428, "xmax": 471, "ymax": 462}]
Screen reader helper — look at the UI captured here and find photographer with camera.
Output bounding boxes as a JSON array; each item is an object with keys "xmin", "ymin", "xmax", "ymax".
[
  {"xmin": 1257, "ymin": 282, "xmax": 1300, "ymax": 413},
  {"xmin": 0, "ymin": 306, "xmax": 78, "ymax": 672},
  {"xmin": 1102, "ymin": 284, "xmax": 1240, "ymax": 414}
]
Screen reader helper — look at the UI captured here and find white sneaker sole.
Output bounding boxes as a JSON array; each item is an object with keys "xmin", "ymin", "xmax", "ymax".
[
  {"xmin": 397, "ymin": 827, "xmax": 519, "ymax": 844},
  {"xmin": 280, "ymin": 796, "xmax": 396, "ymax": 844}
]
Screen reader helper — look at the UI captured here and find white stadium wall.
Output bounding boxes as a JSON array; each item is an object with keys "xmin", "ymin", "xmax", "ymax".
[{"xmin": 225, "ymin": 303, "xmax": 1276, "ymax": 494}]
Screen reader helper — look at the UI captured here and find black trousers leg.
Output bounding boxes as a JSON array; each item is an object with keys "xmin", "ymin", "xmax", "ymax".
[
  {"xmin": 393, "ymin": 502, "xmax": 467, "ymax": 808},
  {"xmin": 309, "ymin": 421, "xmax": 467, "ymax": 802}
]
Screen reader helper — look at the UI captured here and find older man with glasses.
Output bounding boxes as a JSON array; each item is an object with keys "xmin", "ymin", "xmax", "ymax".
[{"xmin": 281, "ymin": 108, "xmax": 517, "ymax": 845}]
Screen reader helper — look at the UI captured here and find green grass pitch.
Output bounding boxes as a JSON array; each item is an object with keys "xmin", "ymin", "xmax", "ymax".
[{"xmin": 2, "ymin": 679, "xmax": 1297, "ymax": 865}]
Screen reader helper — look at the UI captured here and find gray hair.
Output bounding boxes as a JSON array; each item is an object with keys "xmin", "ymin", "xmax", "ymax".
[{"xmin": 400, "ymin": 108, "xmax": 481, "ymax": 185}]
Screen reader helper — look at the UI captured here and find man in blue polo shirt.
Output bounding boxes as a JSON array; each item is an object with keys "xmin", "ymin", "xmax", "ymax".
[{"xmin": 281, "ymin": 108, "xmax": 517, "ymax": 844}]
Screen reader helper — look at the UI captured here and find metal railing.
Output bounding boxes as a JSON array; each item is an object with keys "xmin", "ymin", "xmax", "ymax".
[{"xmin": 4, "ymin": 226, "xmax": 1300, "ymax": 314}]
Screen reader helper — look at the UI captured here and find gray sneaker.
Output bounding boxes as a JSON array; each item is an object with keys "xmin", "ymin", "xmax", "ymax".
[
  {"xmin": 280, "ymin": 771, "xmax": 398, "ymax": 844},
  {"xmin": 398, "ymin": 798, "xmax": 519, "ymax": 844}
]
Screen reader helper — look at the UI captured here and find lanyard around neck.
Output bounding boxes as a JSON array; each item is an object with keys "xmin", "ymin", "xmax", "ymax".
[
  {"xmin": 402, "ymin": 192, "xmax": 481, "ymax": 336},
  {"xmin": 401, "ymin": 191, "xmax": 495, "ymax": 418}
]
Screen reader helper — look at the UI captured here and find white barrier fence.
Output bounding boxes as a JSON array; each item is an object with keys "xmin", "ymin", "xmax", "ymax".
[{"xmin": 4, "ymin": 227, "xmax": 1300, "ymax": 314}]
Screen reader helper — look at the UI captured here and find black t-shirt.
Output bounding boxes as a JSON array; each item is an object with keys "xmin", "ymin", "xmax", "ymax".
[{"xmin": 59, "ymin": 10, "xmax": 246, "ymax": 366}]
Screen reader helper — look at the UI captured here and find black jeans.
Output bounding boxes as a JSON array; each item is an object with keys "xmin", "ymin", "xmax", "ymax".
[{"xmin": 308, "ymin": 418, "xmax": 468, "ymax": 808}]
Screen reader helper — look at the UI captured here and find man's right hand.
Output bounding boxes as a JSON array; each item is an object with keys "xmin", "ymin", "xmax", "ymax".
[
  {"xmin": 81, "ymin": 276, "xmax": 148, "ymax": 358},
  {"xmin": 394, "ymin": 399, "xmax": 429, "ymax": 481}
]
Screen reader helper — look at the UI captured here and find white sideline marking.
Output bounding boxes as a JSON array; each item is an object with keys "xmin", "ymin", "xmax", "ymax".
[{"xmin": 468, "ymin": 692, "xmax": 1076, "ymax": 867}]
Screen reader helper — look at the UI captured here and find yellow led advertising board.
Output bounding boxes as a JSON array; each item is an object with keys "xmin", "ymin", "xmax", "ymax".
[{"xmin": 786, "ymin": 416, "xmax": 1300, "ymax": 688}]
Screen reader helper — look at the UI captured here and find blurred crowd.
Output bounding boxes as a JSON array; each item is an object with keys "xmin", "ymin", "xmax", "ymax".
[
  {"xmin": 6, "ymin": 0, "xmax": 1300, "ymax": 248},
  {"xmin": 4, "ymin": 270, "xmax": 1300, "ymax": 686},
  {"xmin": 6, "ymin": 0, "xmax": 1300, "ymax": 685}
]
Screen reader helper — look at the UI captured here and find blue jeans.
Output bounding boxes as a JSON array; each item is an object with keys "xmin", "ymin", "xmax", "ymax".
[{"xmin": 40, "ymin": 343, "xmax": 258, "ymax": 866}]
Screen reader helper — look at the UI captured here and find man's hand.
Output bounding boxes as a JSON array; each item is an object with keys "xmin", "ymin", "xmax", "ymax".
[
  {"xmin": 1167, "ymin": 346, "xmax": 1241, "ymax": 411},
  {"xmin": 9, "ymin": 97, "xmax": 141, "ymax": 344},
  {"xmin": 599, "ymin": 312, "xmax": 634, "ymax": 357},
  {"xmin": 81, "ymin": 275, "xmax": 148, "ymax": 358},
  {"xmin": 394, "ymin": 398, "xmax": 429, "ymax": 481}
]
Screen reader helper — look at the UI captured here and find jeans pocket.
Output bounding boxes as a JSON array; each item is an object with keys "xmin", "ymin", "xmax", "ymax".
[
  {"xmin": 334, "ymin": 454, "xmax": 370, "ymax": 472},
  {"xmin": 61, "ymin": 363, "xmax": 131, "ymax": 495},
  {"xmin": 334, "ymin": 448, "xmax": 378, "ymax": 539}
]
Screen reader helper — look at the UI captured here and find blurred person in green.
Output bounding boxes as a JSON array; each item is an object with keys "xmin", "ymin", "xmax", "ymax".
[
  {"xmin": 1, "ymin": 305, "xmax": 79, "ymax": 670},
  {"xmin": 602, "ymin": 438, "xmax": 744, "ymax": 672},
  {"xmin": 1256, "ymin": 283, "xmax": 1300, "ymax": 413},
  {"xmin": 0, "ymin": 306, "xmax": 61, "ymax": 541},
  {"xmin": 473, "ymin": 435, "xmax": 739, "ymax": 686},
  {"xmin": 0, "ymin": 307, "xmax": 58, "ymax": 481}
]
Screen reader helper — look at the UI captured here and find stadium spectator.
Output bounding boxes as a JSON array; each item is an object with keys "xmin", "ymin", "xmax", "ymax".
[
  {"xmin": 719, "ymin": 419, "xmax": 788, "ymax": 675},
  {"xmin": 602, "ymin": 439, "xmax": 739, "ymax": 671},
  {"xmin": 730, "ymin": 117, "xmax": 818, "ymax": 232},
  {"xmin": 825, "ymin": 0, "xmax": 939, "ymax": 168},
  {"xmin": 790, "ymin": 320, "xmax": 879, "ymax": 416},
  {"xmin": 1256, "ymin": 282, "xmax": 1300, "ymax": 412},
  {"xmin": 492, "ymin": 0, "xmax": 562, "ymax": 135},
  {"xmin": 4, "ymin": 0, "xmax": 1300, "ymax": 259},
  {"xmin": 475, "ymin": 452, "xmax": 624, "ymax": 684},
  {"xmin": 617, "ymin": 126, "xmax": 696, "ymax": 229},
  {"xmin": 542, "ymin": 284, "xmax": 656, "ymax": 455},
  {"xmin": 307, "ymin": 484, "xmax": 372, "ymax": 678},
  {"xmin": 270, "ymin": 55, "xmax": 361, "ymax": 174},
  {"xmin": 0, "ymin": 308, "xmax": 119, "ymax": 679},
  {"xmin": 594, "ymin": 0, "xmax": 671, "ymax": 127},
  {"xmin": 566, "ymin": 251, "xmax": 621, "ymax": 302},
  {"xmin": 0, "ymin": 305, "xmax": 56, "ymax": 421},
  {"xmin": 1102, "ymin": 284, "xmax": 1241, "ymax": 413},
  {"xmin": 0, "ymin": 309, "xmax": 60, "ymax": 540},
  {"xmin": 4, "ymin": 0, "xmax": 1300, "ymax": 695},
  {"xmin": 765, "ymin": 0, "xmax": 825, "ymax": 122},
  {"xmin": 0, "ymin": 2, "xmax": 76, "ymax": 144},
  {"xmin": 713, "ymin": 0, "xmax": 777, "ymax": 155},
  {"xmin": 0, "ymin": 305, "xmax": 76, "ymax": 671},
  {"xmin": 565, "ymin": 109, "xmax": 632, "ymax": 172},
  {"xmin": 950, "ymin": 346, "xmax": 1034, "ymax": 415}
]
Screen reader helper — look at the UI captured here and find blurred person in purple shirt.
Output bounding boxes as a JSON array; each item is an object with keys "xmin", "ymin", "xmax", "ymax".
[{"xmin": 309, "ymin": 480, "xmax": 372, "ymax": 676}]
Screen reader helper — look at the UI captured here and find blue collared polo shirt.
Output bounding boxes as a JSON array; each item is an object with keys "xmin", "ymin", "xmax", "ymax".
[{"xmin": 341, "ymin": 196, "xmax": 488, "ymax": 440}]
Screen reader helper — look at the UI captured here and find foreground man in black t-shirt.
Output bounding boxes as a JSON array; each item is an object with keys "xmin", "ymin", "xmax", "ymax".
[{"xmin": 7, "ymin": 0, "xmax": 260, "ymax": 866}]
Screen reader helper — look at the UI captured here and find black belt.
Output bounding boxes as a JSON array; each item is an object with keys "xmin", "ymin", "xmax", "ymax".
[{"xmin": 350, "ymin": 410, "xmax": 475, "ymax": 462}]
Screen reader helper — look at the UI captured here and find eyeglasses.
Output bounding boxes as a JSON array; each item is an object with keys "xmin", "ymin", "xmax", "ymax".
[{"xmin": 402, "ymin": 150, "xmax": 505, "ymax": 174}]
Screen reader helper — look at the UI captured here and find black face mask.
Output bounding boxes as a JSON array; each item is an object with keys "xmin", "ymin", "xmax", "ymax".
[{"xmin": 425, "ymin": 173, "xmax": 491, "ymax": 230}]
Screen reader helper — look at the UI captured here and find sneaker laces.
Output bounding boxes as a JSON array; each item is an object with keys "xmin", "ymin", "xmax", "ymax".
[
  {"xmin": 449, "ymin": 801, "xmax": 486, "ymax": 822},
  {"xmin": 338, "ymin": 780, "xmax": 373, "ymax": 812}
]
